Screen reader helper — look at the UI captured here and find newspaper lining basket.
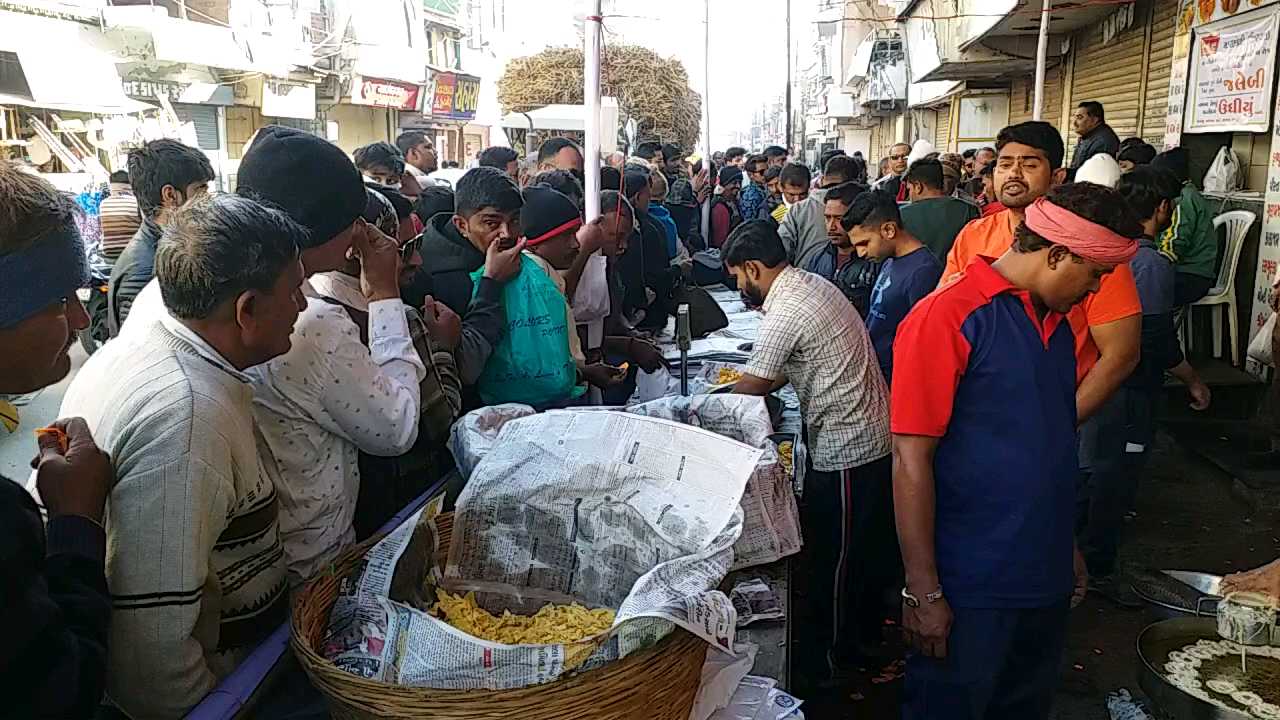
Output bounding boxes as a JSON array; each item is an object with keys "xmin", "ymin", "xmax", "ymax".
[{"xmin": 291, "ymin": 512, "xmax": 710, "ymax": 720}]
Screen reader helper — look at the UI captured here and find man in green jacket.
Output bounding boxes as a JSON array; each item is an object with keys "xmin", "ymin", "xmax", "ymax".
[{"xmin": 1152, "ymin": 148, "xmax": 1217, "ymax": 306}]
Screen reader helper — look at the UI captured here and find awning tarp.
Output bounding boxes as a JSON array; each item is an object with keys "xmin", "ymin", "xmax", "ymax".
[{"xmin": 0, "ymin": 11, "xmax": 141, "ymax": 114}]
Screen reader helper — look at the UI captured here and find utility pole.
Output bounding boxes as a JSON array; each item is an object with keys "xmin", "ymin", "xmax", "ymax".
[
  {"xmin": 785, "ymin": 0, "xmax": 793, "ymax": 151},
  {"xmin": 584, "ymin": 0, "xmax": 602, "ymax": 221},
  {"xmin": 701, "ymin": 0, "xmax": 711, "ymax": 241},
  {"xmin": 1032, "ymin": 0, "xmax": 1051, "ymax": 120}
]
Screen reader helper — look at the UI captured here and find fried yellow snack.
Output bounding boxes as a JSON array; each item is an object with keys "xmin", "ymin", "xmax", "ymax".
[
  {"xmin": 777, "ymin": 440, "xmax": 794, "ymax": 476},
  {"xmin": 432, "ymin": 591, "xmax": 616, "ymax": 645},
  {"xmin": 716, "ymin": 367, "xmax": 743, "ymax": 385},
  {"xmin": 35, "ymin": 426, "xmax": 69, "ymax": 454}
]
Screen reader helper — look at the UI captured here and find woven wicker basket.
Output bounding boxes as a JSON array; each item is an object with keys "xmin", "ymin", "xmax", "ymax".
[{"xmin": 291, "ymin": 512, "xmax": 709, "ymax": 720}]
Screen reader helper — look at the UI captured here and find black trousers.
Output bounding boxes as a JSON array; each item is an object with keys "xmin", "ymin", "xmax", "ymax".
[
  {"xmin": 793, "ymin": 453, "xmax": 898, "ymax": 684},
  {"xmin": 1077, "ymin": 387, "xmax": 1155, "ymax": 577},
  {"xmin": 1174, "ymin": 272, "xmax": 1214, "ymax": 307}
]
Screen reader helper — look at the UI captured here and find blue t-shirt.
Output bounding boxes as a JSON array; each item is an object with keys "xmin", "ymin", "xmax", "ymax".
[
  {"xmin": 866, "ymin": 246, "xmax": 942, "ymax": 382},
  {"xmin": 891, "ymin": 258, "xmax": 1078, "ymax": 608}
]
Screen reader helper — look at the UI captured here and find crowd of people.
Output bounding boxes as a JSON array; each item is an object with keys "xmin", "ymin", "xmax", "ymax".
[{"xmin": 0, "ymin": 99, "xmax": 1272, "ymax": 720}]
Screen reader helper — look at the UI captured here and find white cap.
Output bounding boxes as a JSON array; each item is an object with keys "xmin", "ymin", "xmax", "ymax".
[
  {"xmin": 907, "ymin": 139, "xmax": 936, "ymax": 166},
  {"xmin": 1075, "ymin": 153, "xmax": 1122, "ymax": 188}
]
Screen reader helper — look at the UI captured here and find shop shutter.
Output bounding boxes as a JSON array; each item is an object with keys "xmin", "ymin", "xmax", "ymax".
[
  {"xmin": 173, "ymin": 104, "xmax": 220, "ymax": 151},
  {"xmin": 934, "ymin": 104, "xmax": 952, "ymax": 151},
  {"xmin": 1140, "ymin": 0, "xmax": 1178, "ymax": 145},
  {"xmin": 1066, "ymin": 7, "xmax": 1148, "ymax": 159},
  {"xmin": 1008, "ymin": 65, "xmax": 1063, "ymax": 129}
]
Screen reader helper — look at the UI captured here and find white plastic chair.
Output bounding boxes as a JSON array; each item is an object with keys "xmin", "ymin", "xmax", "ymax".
[{"xmin": 1187, "ymin": 209, "xmax": 1254, "ymax": 366}]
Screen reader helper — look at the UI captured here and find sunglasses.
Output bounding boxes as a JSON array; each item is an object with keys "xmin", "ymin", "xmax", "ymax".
[
  {"xmin": 400, "ymin": 233, "xmax": 423, "ymax": 262},
  {"xmin": 889, "ymin": 154, "xmax": 908, "ymax": 161}
]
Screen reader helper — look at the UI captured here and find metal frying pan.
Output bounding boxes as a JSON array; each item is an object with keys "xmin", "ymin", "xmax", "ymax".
[{"xmin": 1136, "ymin": 616, "xmax": 1276, "ymax": 720}]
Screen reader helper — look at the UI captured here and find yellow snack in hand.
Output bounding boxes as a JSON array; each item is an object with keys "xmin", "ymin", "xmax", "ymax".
[
  {"xmin": 432, "ymin": 591, "xmax": 616, "ymax": 645},
  {"xmin": 716, "ymin": 367, "xmax": 743, "ymax": 385}
]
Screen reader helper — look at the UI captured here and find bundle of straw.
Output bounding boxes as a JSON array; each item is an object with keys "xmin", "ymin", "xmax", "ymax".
[{"xmin": 497, "ymin": 45, "xmax": 702, "ymax": 151}]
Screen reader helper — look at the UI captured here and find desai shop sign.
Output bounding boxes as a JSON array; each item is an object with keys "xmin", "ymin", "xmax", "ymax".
[
  {"xmin": 1185, "ymin": 7, "xmax": 1280, "ymax": 133},
  {"xmin": 351, "ymin": 76, "xmax": 423, "ymax": 111}
]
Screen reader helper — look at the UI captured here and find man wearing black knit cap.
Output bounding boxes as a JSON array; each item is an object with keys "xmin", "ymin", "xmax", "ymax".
[
  {"xmin": 116, "ymin": 125, "xmax": 371, "ymax": 332},
  {"xmin": 233, "ymin": 126, "xmax": 509, "ymax": 584}
]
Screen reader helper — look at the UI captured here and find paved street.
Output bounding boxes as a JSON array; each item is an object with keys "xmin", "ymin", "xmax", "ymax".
[{"xmin": 797, "ymin": 417, "xmax": 1280, "ymax": 719}]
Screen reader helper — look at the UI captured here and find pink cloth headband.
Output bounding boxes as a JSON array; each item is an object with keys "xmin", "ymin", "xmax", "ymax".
[{"xmin": 1023, "ymin": 197, "xmax": 1137, "ymax": 264}]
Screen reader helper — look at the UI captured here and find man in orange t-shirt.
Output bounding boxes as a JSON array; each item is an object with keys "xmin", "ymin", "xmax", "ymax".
[
  {"xmin": 942, "ymin": 121, "xmax": 1140, "ymax": 424},
  {"xmin": 941, "ymin": 121, "xmax": 1143, "ymax": 605}
]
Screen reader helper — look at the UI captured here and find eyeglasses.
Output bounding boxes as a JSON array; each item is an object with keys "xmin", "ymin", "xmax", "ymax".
[
  {"xmin": 400, "ymin": 233, "xmax": 423, "ymax": 262},
  {"xmin": 889, "ymin": 154, "xmax": 908, "ymax": 161}
]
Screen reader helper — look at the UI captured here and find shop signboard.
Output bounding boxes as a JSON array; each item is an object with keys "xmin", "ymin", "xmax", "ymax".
[
  {"xmin": 261, "ymin": 79, "xmax": 316, "ymax": 120},
  {"xmin": 429, "ymin": 73, "xmax": 480, "ymax": 121},
  {"xmin": 1184, "ymin": 8, "xmax": 1280, "ymax": 133},
  {"xmin": 1246, "ymin": 84, "xmax": 1280, "ymax": 377},
  {"xmin": 1193, "ymin": 0, "xmax": 1279, "ymax": 26},
  {"xmin": 352, "ymin": 76, "xmax": 422, "ymax": 111},
  {"xmin": 122, "ymin": 78, "xmax": 233, "ymax": 107}
]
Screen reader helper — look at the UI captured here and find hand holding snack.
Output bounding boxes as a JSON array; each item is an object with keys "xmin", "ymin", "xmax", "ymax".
[{"xmin": 33, "ymin": 417, "xmax": 114, "ymax": 523}]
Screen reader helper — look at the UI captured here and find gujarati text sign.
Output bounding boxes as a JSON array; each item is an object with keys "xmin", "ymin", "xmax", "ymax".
[{"xmin": 1185, "ymin": 8, "xmax": 1280, "ymax": 133}]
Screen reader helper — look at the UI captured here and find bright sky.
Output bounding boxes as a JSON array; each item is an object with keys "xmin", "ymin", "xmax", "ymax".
[{"xmin": 489, "ymin": 0, "xmax": 806, "ymax": 151}]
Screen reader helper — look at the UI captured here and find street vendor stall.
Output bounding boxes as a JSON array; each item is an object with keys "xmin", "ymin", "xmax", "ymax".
[{"xmin": 185, "ymin": 285, "xmax": 804, "ymax": 720}]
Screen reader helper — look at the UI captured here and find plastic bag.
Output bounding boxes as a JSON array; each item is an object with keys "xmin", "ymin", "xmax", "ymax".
[
  {"xmin": 689, "ymin": 644, "xmax": 759, "ymax": 720},
  {"xmin": 707, "ymin": 676, "xmax": 804, "ymax": 720},
  {"xmin": 571, "ymin": 252, "xmax": 611, "ymax": 322},
  {"xmin": 1248, "ymin": 312, "xmax": 1276, "ymax": 367},
  {"xmin": 447, "ymin": 403, "xmax": 536, "ymax": 478},
  {"xmin": 471, "ymin": 256, "xmax": 579, "ymax": 407},
  {"xmin": 1203, "ymin": 146, "xmax": 1241, "ymax": 194}
]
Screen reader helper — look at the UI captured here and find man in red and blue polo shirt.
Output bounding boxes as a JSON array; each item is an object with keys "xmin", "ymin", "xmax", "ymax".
[{"xmin": 891, "ymin": 183, "xmax": 1143, "ymax": 719}]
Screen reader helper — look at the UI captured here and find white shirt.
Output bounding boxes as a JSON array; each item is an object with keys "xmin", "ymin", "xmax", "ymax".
[{"xmin": 246, "ymin": 272, "xmax": 426, "ymax": 583}]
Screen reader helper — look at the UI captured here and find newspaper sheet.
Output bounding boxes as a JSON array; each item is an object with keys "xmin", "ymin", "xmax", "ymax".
[
  {"xmin": 451, "ymin": 395, "xmax": 804, "ymax": 570},
  {"xmin": 625, "ymin": 394, "xmax": 802, "ymax": 570},
  {"xmin": 325, "ymin": 410, "xmax": 759, "ymax": 691}
]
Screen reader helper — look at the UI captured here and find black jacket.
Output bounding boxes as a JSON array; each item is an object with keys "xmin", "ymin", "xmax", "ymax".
[
  {"xmin": 417, "ymin": 213, "xmax": 508, "ymax": 392},
  {"xmin": 806, "ymin": 244, "xmax": 880, "ymax": 319},
  {"xmin": 1070, "ymin": 123, "xmax": 1121, "ymax": 170},
  {"xmin": 107, "ymin": 219, "xmax": 161, "ymax": 336},
  {"xmin": 0, "ymin": 476, "xmax": 111, "ymax": 719},
  {"xmin": 618, "ymin": 207, "xmax": 677, "ymax": 330}
]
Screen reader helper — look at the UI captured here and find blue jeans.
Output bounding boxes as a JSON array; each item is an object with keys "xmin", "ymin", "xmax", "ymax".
[{"xmin": 903, "ymin": 602, "xmax": 1070, "ymax": 720}]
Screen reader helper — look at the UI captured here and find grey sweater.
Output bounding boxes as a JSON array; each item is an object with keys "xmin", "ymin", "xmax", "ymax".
[
  {"xmin": 778, "ymin": 188, "xmax": 830, "ymax": 272},
  {"xmin": 56, "ymin": 316, "xmax": 288, "ymax": 719}
]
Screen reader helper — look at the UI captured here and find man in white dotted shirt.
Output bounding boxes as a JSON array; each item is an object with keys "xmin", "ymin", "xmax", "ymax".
[
  {"xmin": 726, "ymin": 220, "xmax": 895, "ymax": 691},
  {"xmin": 232, "ymin": 127, "xmax": 523, "ymax": 585}
]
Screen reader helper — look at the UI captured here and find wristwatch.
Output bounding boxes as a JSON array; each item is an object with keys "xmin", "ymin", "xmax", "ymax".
[{"xmin": 901, "ymin": 585, "xmax": 944, "ymax": 608}]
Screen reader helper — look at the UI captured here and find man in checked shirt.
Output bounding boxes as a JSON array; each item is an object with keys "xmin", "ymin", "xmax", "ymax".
[{"xmin": 726, "ymin": 220, "xmax": 896, "ymax": 691}]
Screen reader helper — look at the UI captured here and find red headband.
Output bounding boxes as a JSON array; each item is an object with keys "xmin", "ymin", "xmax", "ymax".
[
  {"xmin": 1023, "ymin": 197, "xmax": 1137, "ymax": 264},
  {"xmin": 525, "ymin": 217, "xmax": 583, "ymax": 247}
]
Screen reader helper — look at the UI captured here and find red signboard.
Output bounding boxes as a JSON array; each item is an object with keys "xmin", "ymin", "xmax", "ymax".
[
  {"xmin": 430, "ymin": 72, "xmax": 480, "ymax": 121},
  {"xmin": 353, "ymin": 76, "xmax": 422, "ymax": 111}
]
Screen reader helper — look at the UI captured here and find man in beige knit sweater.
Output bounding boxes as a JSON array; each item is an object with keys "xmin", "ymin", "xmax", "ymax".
[{"xmin": 56, "ymin": 194, "xmax": 308, "ymax": 719}]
